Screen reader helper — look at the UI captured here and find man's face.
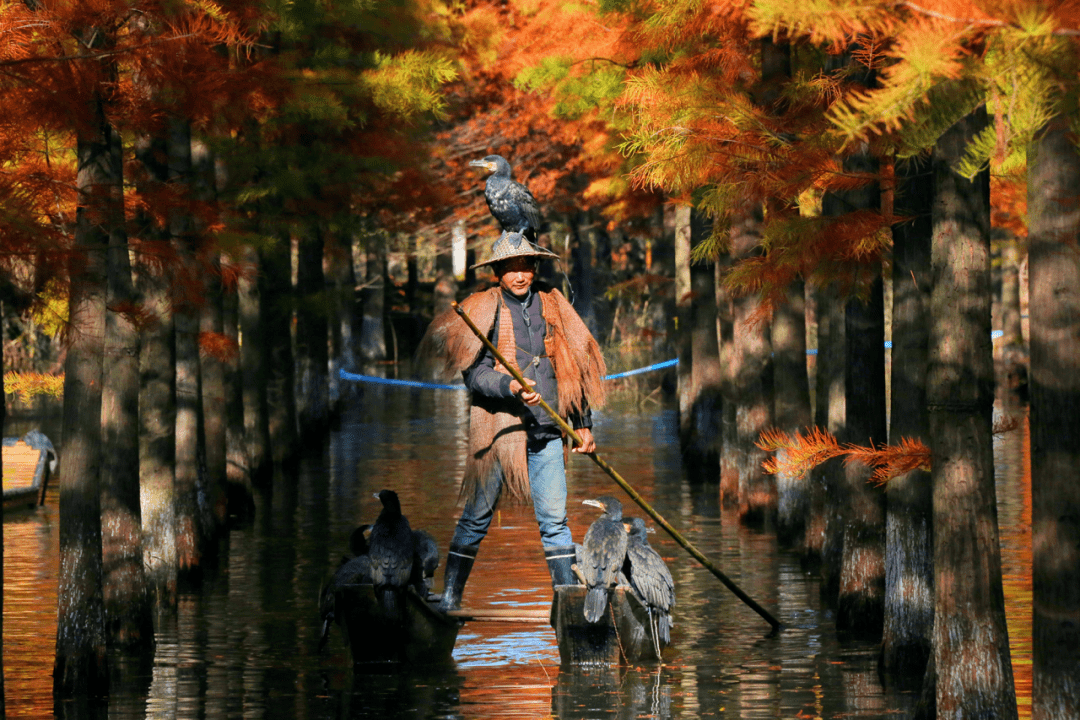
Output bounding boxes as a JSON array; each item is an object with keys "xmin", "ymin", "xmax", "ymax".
[{"xmin": 497, "ymin": 257, "xmax": 537, "ymax": 297}]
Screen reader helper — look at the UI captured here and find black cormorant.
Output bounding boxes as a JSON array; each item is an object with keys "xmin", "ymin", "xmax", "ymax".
[
  {"xmin": 469, "ymin": 155, "xmax": 543, "ymax": 242},
  {"xmin": 368, "ymin": 490, "xmax": 415, "ymax": 620},
  {"xmin": 318, "ymin": 524, "xmax": 371, "ymax": 652},
  {"xmin": 622, "ymin": 517, "xmax": 675, "ymax": 658},
  {"xmin": 411, "ymin": 528, "xmax": 440, "ymax": 600},
  {"xmin": 580, "ymin": 495, "xmax": 629, "ymax": 623}
]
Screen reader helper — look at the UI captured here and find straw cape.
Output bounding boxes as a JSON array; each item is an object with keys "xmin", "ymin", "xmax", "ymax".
[
  {"xmin": 417, "ymin": 281, "xmax": 606, "ymax": 504},
  {"xmin": 469, "ymin": 230, "xmax": 560, "ymax": 270}
]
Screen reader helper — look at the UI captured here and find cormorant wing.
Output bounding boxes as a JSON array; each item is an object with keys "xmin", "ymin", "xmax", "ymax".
[
  {"xmin": 582, "ymin": 518, "xmax": 629, "ymax": 588},
  {"xmin": 626, "ymin": 542, "xmax": 675, "ymax": 611}
]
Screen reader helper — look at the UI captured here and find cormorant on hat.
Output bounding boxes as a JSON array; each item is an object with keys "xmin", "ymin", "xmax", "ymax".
[
  {"xmin": 469, "ymin": 155, "xmax": 543, "ymax": 242},
  {"xmin": 469, "ymin": 230, "xmax": 560, "ymax": 270}
]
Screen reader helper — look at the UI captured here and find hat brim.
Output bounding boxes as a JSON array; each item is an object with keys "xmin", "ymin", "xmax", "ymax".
[{"xmin": 470, "ymin": 248, "xmax": 559, "ymax": 270}]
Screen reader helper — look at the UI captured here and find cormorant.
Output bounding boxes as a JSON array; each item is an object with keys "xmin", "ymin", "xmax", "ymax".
[
  {"xmin": 318, "ymin": 524, "xmax": 371, "ymax": 652},
  {"xmin": 411, "ymin": 528, "xmax": 440, "ymax": 601},
  {"xmin": 622, "ymin": 517, "xmax": 675, "ymax": 658},
  {"xmin": 368, "ymin": 490, "xmax": 415, "ymax": 621},
  {"xmin": 580, "ymin": 495, "xmax": 629, "ymax": 623},
  {"xmin": 469, "ymin": 155, "xmax": 543, "ymax": 242}
]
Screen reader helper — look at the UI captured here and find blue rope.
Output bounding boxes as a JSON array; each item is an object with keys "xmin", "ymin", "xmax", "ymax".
[
  {"xmin": 339, "ymin": 370, "xmax": 463, "ymax": 390},
  {"xmin": 341, "ymin": 330, "xmax": 1008, "ymax": 390},
  {"xmin": 604, "ymin": 358, "xmax": 680, "ymax": 380}
]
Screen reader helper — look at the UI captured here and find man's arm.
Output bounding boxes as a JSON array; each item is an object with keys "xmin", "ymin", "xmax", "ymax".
[
  {"xmin": 463, "ymin": 348, "xmax": 514, "ymax": 398},
  {"xmin": 569, "ymin": 403, "xmax": 595, "ymax": 453}
]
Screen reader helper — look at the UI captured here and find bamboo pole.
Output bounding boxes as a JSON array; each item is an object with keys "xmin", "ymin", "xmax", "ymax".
[
  {"xmin": 451, "ymin": 302, "xmax": 783, "ymax": 632},
  {"xmin": 444, "ymin": 609, "xmax": 550, "ymax": 622}
]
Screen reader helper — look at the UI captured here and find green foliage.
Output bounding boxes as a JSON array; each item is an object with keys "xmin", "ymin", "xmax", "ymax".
[
  {"xmin": 31, "ymin": 279, "xmax": 67, "ymax": 338},
  {"xmin": 748, "ymin": 0, "xmax": 894, "ymax": 51},
  {"xmin": 362, "ymin": 50, "xmax": 457, "ymax": 123},
  {"xmin": 516, "ymin": 57, "xmax": 626, "ymax": 119},
  {"xmin": 515, "ymin": 56, "xmax": 573, "ymax": 93}
]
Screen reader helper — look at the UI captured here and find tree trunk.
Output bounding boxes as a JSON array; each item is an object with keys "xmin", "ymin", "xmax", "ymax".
[
  {"xmin": 222, "ymin": 256, "xmax": 247, "ymax": 487},
  {"xmin": 1028, "ymin": 111, "xmax": 1080, "ymax": 720},
  {"xmin": 169, "ymin": 115, "xmax": 208, "ymax": 579},
  {"xmin": 730, "ymin": 207, "xmax": 775, "ymax": 526},
  {"xmin": 815, "ymin": 288, "xmax": 846, "ymax": 597},
  {"xmin": 295, "ymin": 224, "xmax": 329, "ymax": 441},
  {"xmin": 716, "ymin": 258, "xmax": 739, "ymax": 507},
  {"xmin": 572, "ymin": 211, "xmax": 600, "ymax": 337},
  {"xmin": 837, "ymin": 272, "xmax": 887, "ymax": 638},
  {"xmin": 759, "ymin": 34, "xmax": 805, "ymax": 537},
  {"xmin": 359, "ymin": 243, "xmax": 387, "ymax": 363},
  {"xmin": 433, "ymin": 233, "xmax": 458, "ymax": 316},
  {"xmin": 881, "ymin": 156, "xmax": 934, "ymax": 677},
  {"xmin": 999, "ymin": 234, "xmax": 1028, "ymax": 392},
  {"xmin": 682, "ymin": 207, "xmax": 722, "ymax": 484},
  {"xmin": 239, "ymin": 245, "xmax": 272, "ymax": 486},
  {"xmin": 802, "ymin": 281, "xmax": 827, "ymax": 561},
  {"xmin": 55, "ymin": 94, "xmax": 111, "ymax": 699},
  {"xmin": 674, "ymin": 204, "xmax": 694, "ymax": 445},
  {"xmin": 928, "ymin": 108, "xmax": 1017, "ymax": 719},
  {"xmin": 328, "ymin": 236, "xmax": 359, "ymax": 412},
  {"xmin": 262, "ymin": 238, "xmax": 299, "ymax": 463},
  {"xmin": 687, "ymin": 259, "xmax": 722, "ymax": 484},
  {"xmin": 200, "ymin": 253, "xmax": 228, "ymax": 530},
  {"xmin": 192, "ymin": 138, "xmax": 228, "ymax": 535},
  {"xmin": 135, "ymin": 132, "xmax": 178, "ymax": 608},
  {"xmin": 100, "ymin": 123, "xmax": 152, "ymax": 649},
  {"xmin": 773, "ymin": 279, "xmax": 811, "ymax": 546}
]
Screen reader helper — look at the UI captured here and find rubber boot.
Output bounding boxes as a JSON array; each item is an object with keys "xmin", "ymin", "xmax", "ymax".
[
  {"xmin": 544, "ymin": 545, "xmax": 579, "ymax": 588},
  {"xmin": 438, "ymin": 544, "xmax": 478, "ymax": 612}
]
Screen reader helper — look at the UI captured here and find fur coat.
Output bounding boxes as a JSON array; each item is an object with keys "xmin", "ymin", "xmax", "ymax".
[{"xmin": 417, "ymin": 283, "xmax": 606, "ymax": 503}]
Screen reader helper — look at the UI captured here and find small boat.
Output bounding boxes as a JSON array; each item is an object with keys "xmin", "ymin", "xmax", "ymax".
[
  {"xmin": 334, "ymin": 583, "xmax": 461, "ymax": 666},
  {"xmin": 550, "ymin": 585, "xmax": 668, "ymax": 666},
  {"xmin": 3, "ymin": 431, "xmax": 57, "ymax": 512}
]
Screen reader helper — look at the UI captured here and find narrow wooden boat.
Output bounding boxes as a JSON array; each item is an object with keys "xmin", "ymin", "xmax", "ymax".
[
  {"xmin": 3, "ymin": 432, "xmax": 56, "ymax": 511},
  {"xmin": 550, "ymin": 585, "xmax": 668, "ymax": 666},
  {"xmin": 334, "ymin": 583, "xmax": 461, "ymax": 666}
]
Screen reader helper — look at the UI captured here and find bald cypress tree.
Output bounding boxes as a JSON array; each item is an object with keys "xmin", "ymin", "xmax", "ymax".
[
  {"xmin": 927, "ymin": 107, "xmax": 1016, "ymax": 720},
  {"xmin": 1029, "ymin": 108, "xmax": 1080, "ymax": 720},
  {"xmin": 55, "ymin": 89, "xmax": 111, "ymax": 700}
]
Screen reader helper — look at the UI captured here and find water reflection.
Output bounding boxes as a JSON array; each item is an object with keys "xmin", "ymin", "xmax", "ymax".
[{"xmin": 2, "ymin": 389, "xmax": 1033, "ymax": 719}]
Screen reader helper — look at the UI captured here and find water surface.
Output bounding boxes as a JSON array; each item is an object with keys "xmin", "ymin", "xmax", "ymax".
[{"xmin": 2, "ymin": 387, "xmax": 1032, "ymax": 718}]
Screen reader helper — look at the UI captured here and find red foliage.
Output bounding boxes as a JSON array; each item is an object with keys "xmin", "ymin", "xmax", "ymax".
[{"xmin": 198, "ymin": 331, "xmax": 239, "ymax": 364}]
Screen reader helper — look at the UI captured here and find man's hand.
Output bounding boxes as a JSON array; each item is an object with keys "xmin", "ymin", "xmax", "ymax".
[
  {"xmin": 572, "ymin": 427, "xmax": 595, "ymax": 454},
  {"xmin": 509, "ymin": 378, "xmax": 541, "ymax": 406}
]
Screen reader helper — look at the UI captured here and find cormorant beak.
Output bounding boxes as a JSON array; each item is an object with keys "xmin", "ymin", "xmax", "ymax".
[
  {"xmin": 622, "ymin": 522, "xmax": 632, "ymax": 533},
  {"xmin": 582, "ymin": 499, "xmax": 605, "ymax": 511},
  {"xmin": 372, "ymin": 492, "xmax": 381, "ymax": 500},
  {"xmin": 468, "ymin": 159, "xmax": 493, "ymax": 171}
]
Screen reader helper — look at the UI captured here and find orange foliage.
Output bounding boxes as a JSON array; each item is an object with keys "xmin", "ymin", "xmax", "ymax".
[
  {"xmin": 198, "ymin": 331, "xmax": 239, "ymax": 364},
  {"xmin": 420, "ymin": 0, "xmax": 663, "ymax": 254},
  {"xmin": 991, "ymin": 173, "xmax": 1027, "ymax": 238},
  {"xmin": 0, "ymin": 0, "xmax": 277, "ymax": 331},
  {"xmin": 4, "ymin": 372, "xmax": 65, "ymax": 402},
  {"xmin": 757, "ymin": 426, "xmax": 932, "ymax": 487},
  {"xmin": 759, "ymin": 418, "xmax": 1024, "ymax": 486}
]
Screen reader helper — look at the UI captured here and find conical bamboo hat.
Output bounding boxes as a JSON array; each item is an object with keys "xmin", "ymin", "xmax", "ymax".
[{"xmin": 470, "ymin": 230, "xmax": 560, "ymax": 270}]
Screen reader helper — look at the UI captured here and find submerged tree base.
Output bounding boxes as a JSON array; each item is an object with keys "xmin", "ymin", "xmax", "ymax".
[{"xmin": 53, "ymin": 650, "xmax": 109, "ymax": 700}]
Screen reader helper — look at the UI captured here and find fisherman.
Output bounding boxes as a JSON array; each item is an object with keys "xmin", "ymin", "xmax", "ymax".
[{"xmin": 418, "ymin": 230, "xmax": 607, "ymax": 611}]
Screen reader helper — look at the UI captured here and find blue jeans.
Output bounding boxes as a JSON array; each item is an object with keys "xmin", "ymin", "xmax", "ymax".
[{"xmin": 451, "ymin": 436, "xmax": 572, "ymax": 548}]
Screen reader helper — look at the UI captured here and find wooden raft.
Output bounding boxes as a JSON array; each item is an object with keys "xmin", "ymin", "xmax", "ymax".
[
  {"xmin": 550, "ymin": 585, "xmax": 668, "ymax": 666},
  {"xmin": 3, "ymin": 437, "xmax": 54, "ymax": 510}
]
